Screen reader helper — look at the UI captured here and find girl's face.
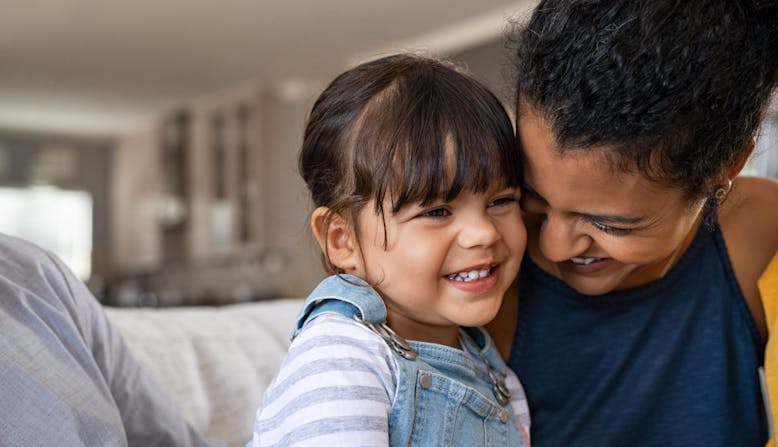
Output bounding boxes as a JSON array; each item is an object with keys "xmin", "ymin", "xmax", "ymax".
[
  {"xmin": 517, "ymin": 107, "xmax": 707, "ymax": 296},
  {"xmin": 353, "ymin": 184, "xmax": 526, "ymax": 347}
]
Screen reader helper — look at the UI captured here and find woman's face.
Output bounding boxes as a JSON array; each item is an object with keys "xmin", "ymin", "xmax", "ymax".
[{"xmin": 517, "ymin": 106, "xmax": 707, "ymax": 296}]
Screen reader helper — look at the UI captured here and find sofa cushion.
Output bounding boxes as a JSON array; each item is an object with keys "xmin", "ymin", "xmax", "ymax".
[{"xmin": 105, "ymin": 298, "xmax": 303, "ymax": 447}]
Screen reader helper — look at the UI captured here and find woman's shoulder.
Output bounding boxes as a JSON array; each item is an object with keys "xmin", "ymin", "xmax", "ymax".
[
  {"xmin": 727, "ymin": 176, "xmax": 778, "ymax": 216},
  {"xmin": 719, "ymin": 176, "xmax": 778, "ymax": 339},
  {"xmin": 721, "ymin": 176, "xmax": 778, "ymax": 265}
]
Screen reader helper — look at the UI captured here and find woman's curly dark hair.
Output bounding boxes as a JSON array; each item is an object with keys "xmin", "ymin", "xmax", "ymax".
[{"xmin": 513, "ymin": 0, "xmax": 778, "ymax": 205}]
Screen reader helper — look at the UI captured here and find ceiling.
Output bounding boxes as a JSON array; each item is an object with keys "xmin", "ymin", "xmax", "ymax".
[{"xmin": 0, "ymin": 1, "xmax": 533, "ymax": 137}]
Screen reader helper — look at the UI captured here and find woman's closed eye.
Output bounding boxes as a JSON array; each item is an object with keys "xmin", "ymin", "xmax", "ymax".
[{"xmin": 591, "ymin": 221, "xmax": 632, "ymax": 236}]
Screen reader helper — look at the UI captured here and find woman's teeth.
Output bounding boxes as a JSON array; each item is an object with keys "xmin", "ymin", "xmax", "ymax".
[
  {"xmin": 570, "ymin": 257, "xmax": 600, "ymax": 265},
  {"xmin": 448, "ymin": 268, "xmax": 492, "ymax": 282}
]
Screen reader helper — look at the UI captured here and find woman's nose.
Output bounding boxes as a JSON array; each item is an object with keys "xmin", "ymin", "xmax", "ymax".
[{"xmin": 537, "ymin": 213, "xmax": 591, "ymax": 262}]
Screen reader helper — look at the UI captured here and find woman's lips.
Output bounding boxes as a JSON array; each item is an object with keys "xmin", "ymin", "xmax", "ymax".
[{"xmin": 563, "ymin": 257, "xmax": 612, "ymax": 274}]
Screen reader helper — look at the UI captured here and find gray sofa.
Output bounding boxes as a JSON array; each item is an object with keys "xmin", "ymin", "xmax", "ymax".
[{"xmin": 105, "ymin": 298, "xmax": 304, "ymax": 447}]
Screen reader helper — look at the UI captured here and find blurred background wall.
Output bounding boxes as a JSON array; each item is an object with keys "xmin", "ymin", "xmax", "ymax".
[{"xmin": 0, "ymin": 0, "xmax": 775, "ymax": 306}]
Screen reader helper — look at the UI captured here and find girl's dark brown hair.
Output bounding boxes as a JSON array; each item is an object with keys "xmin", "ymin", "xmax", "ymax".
[{"xmin": 298, "ymin": 53, "xmax": 521, "ymax": 273}]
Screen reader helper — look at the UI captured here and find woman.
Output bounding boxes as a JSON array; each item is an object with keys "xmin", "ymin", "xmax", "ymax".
[{"xmin": 487, "ymin": 0, "xmax": 778, "ymax": 445}]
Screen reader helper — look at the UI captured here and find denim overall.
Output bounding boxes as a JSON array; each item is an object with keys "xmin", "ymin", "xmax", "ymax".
[{"xmin": 294, "ymin": 275, "xmax": 528, "ymax": 447}]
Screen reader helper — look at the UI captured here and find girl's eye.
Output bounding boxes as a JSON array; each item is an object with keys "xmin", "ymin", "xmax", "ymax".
[
  {"xmin": 490, "ymin": 196, "xmax": 519, "ymax": 208},
  {"xmin": 592, "ymin": 221, "xmax": 631, "ymax": 236},
  {"xmin": 420, "ymin": 207, "xmax": 450, "ymax": 218}
]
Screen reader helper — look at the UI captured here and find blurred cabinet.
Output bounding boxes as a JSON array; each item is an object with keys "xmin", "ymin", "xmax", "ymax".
[
  {"xmin": 159, "ymin": 111, "xmax": 190, "ymax": 264},
  {"xmin": 110, "ymin": 86, "xmax": 319, "ymax": 305}
]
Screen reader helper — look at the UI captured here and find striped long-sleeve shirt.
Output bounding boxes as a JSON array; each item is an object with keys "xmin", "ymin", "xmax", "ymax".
[{"xmin": 250, "ymin": 313, "xmax": 530, "ymax": 447}]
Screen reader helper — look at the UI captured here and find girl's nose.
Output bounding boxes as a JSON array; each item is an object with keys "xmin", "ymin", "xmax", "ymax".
[
  {"xmin": 537, "ymin": 213, "xmax": 591, "ymax": 262},
  {"xmin": 458, "ymin": 214, "xmax": 501, "ymax": 249}
]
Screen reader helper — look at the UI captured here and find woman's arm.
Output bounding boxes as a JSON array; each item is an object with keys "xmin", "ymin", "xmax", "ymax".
[{"xmin": 720, "ymin": 176, "xmax": 778, "ymax": 342}]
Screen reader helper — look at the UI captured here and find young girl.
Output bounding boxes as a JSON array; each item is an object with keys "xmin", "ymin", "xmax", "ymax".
[{"xmin": 250, "ymin": 54, "xmax": 530, "ymax": 446}]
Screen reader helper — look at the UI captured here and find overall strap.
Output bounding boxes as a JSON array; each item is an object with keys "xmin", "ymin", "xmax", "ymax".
[
  {"xmin": 292, "ymin": 274, "xmax": 387, "ymax": 340},
  {"xmin": 292, "ymin": 274, "xmax": 418, "ymax": 361},
  {"xmin": 461, "ymin": 327, "xmax": 508, "ymax": 371},
  {"xmin": 460, "ymin": 326, "xmax": 512, "ymax": 406}
]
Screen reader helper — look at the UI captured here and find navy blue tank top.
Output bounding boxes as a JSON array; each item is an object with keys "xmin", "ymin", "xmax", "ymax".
[{"xmin": 508, "ymin": 224, "xmax": 767, "ymax": 446}]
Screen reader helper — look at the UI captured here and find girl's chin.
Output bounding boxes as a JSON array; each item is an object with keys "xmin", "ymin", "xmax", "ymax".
[{"xmin": 451, "ymin": 304, "xmax": 502, "ymax": 328}]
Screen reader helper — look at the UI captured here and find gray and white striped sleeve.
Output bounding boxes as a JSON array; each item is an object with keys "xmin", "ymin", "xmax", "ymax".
[
  {"xmin": 506, "ymin": 368, "xmax": 532, "ymax": 445},
  {"xmin": 250, "ymin": 313, "xmax": 398, "ymax": 447}
]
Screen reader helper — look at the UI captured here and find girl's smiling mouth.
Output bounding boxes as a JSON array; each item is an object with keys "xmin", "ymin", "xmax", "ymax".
[
  {"xmin": 444, "ymin": 264, "xmax": 501, "ymax": 294},
  {"xmin": 446, "ymin": 265, "xmax": 495, "ymax": 282}
]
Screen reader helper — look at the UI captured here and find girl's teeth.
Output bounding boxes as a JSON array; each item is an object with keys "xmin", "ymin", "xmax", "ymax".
[
  {"xmin": 448, "ymin": 268, "xmax": 492, "ymax": 282},
  {"xmin": 570, "ymin": 257, "xmax": 599, "ymax": 265}
]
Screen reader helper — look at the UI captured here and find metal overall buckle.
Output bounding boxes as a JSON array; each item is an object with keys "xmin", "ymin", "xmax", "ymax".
[{"xmin": 353, "ymin": 315, "xmax": 418, "ymax": 361}]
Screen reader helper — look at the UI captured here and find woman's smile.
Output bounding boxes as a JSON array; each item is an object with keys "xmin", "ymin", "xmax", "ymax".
[{"xmin": 563, "ymin": 257, "xmax": 611, "ymax": 274}]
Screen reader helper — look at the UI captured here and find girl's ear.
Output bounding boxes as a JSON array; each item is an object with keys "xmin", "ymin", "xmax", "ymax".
[{"xmin": 310, "ymin": 207, "xmax": 362, "ymax": 273}]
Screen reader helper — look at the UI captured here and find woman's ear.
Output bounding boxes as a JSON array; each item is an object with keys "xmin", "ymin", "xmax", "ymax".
[
  {"xmin": 727, "ymin": 139, "xmax": 756, "ymax": 180},
  {"xmin": 310, "ymin": 207, "xmax": 362, "ymax": 273}
]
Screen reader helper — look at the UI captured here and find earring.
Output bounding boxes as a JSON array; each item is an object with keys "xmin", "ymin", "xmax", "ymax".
[{"xmin": 714, "ymin": 179, "xmax": 733, "ymax": 203}]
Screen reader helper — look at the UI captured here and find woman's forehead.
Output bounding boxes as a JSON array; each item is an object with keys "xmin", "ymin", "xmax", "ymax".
[{"xmin": 518, "ymin": 106, "xmax": 685, "ymax": 209}]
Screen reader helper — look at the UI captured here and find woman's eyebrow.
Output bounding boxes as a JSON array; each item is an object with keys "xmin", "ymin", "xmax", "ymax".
[
  {"xmin": 521, "ymin": 181, "xmax": 647, "ymax": 225},
  {"xmin": 520, "ymin": 182, "xmax": 545, "ymax": 200},
  {"xmin": 520, "ymin": 182, "xmax": 648, "ymax": 225}
]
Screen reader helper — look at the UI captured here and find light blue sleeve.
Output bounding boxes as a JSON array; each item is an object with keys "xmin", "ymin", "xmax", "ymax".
[{"xmin": 0, "ymin": 234, "xmax": 214, "ymax": 447}]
